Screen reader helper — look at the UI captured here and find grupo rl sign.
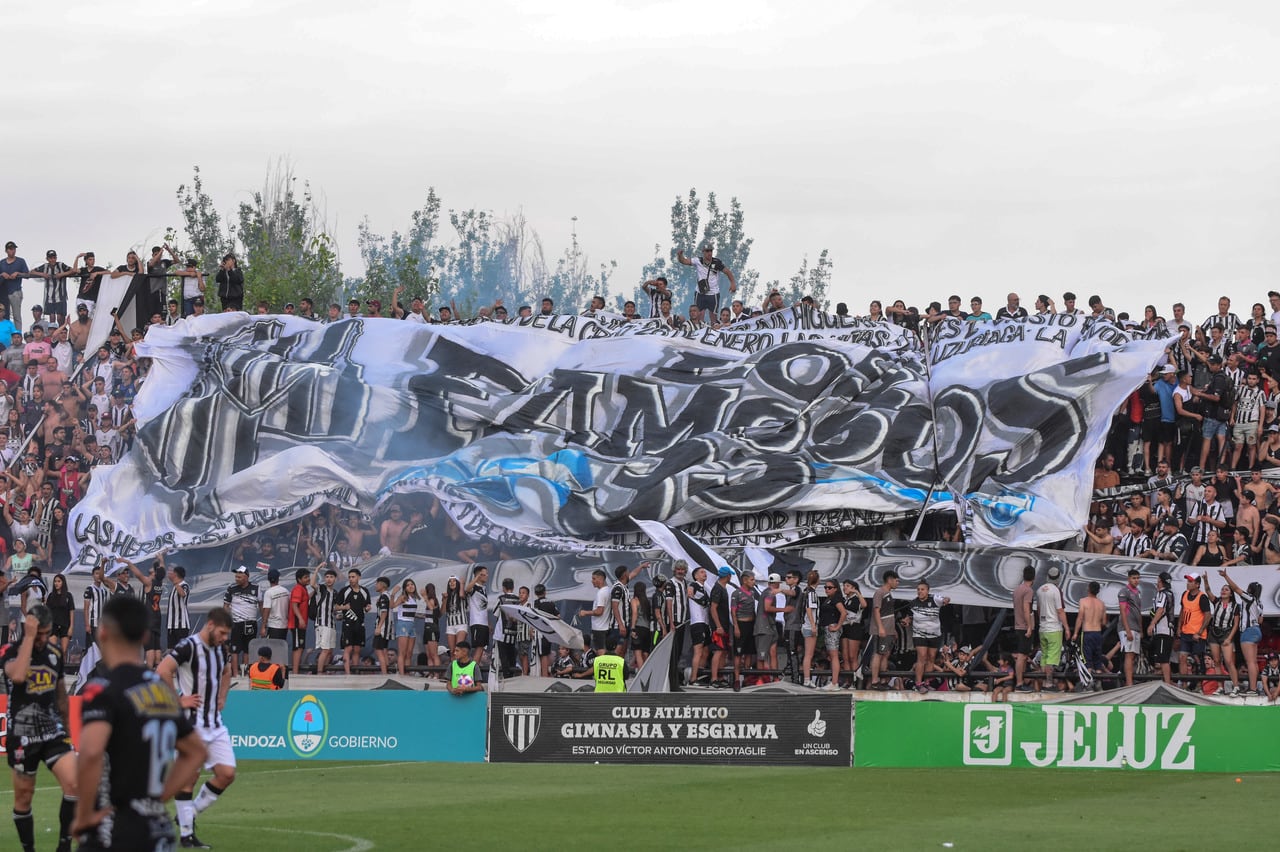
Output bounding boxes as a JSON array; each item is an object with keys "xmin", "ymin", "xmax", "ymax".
[
  {"xmin": 221, "ymin": 689, "xmax": 486, "ymax": 762},
  {"xmin": 855, "ymin": 701, "xmax": 1280, "ymax": 772},
  {"xmin": 489, "ymin": 693, "xmax": 851, "ymax": 766}
]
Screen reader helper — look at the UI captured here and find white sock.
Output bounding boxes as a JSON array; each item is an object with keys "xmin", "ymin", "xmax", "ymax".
[
  {"xmin": 193, "ymin": 781, "xmax": 223, "ymax": 815},
  {"xmin": 176, "ymin": 797, "xmax": 195, "ymax": 835}
]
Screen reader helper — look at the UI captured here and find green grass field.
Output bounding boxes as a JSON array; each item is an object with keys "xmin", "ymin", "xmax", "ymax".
[{"xmin": 2, "ymin": 761, "xmax": 1268, "ymax": 850}]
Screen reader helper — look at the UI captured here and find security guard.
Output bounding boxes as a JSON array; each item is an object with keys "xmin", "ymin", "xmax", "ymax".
[
  {"xmin": 247, "ymin": 646, "xmax": 285, "ymax": 690},
  {"xmin": 593, "ymin": 651, "xmax": 626, "ymax": 692}
]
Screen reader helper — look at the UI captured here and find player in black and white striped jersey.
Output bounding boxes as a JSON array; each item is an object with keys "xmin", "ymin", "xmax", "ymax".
[
  {"xmin": 156, "ymin": 608, "xmax": 234, "ymax": 850},
  {"xmin": 166, "ymin": 564, "xmax": 192, "ymax": 649},
  {"xmin": 83, "ymin": 562, "xmax": 112, "ymax": 651}
]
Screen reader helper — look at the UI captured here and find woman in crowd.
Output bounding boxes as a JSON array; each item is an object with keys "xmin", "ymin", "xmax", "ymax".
[
  {"xmin": 629, "ymin": 580, "xmax": 653, "ymax": 669},
  {"xmin": 442, "ymin": 575, "xmax": 467, "ymax": 660},
  {"xmin": 799, "ymin": 569, "xmax": 820, "ymax": 687},
  {"xmin": 1192, "ymin": 527, "xmax": 1228, "ymax": 567},
  {"xmin": 1219, "ymin": 569, "xmax": 1264, "ymax": 695},
  {"xmin": 45, "ymin": 572, "xmax": 74, "ymax": 655},
  {"xmin": 421, "ymin": 582, "xmax": 441, "ymax": 671},
  {"xmin": 817, "ymin": 579, "xmax": 846, "ymax": 690},
  {"xmin": 391, "ymin": 578, "xmax": 422, "ymax": 673},
  {"xmin": 840, "ymin": 578, "xmax": 866, "ymax": 686},
  {"xmin": 1207, "ymin": 583, "xmax": 1240, "ymax": 695}
]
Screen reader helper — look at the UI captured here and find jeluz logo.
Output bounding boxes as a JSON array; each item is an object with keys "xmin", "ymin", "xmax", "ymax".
[
  {"xmin": 289, "ymin": 694, "xmax": 328, "ymax": 758},
  {"xmin": 964, "ymin": 705, "xmax": 1012, "ymax": 766}
]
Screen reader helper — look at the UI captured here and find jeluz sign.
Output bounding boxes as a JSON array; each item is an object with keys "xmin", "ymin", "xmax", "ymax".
[{"xmin": 855, "ymin": 702, "xmax": 1280, "ymax": 772}]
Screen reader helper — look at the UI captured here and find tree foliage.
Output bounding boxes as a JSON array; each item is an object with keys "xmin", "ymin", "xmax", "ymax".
[{"xmin": 174, "ymin": 161, "xmax": 343, "ymax": 310}]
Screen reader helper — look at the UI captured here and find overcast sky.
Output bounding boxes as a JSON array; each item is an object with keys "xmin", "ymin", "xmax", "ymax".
[{"xmin": 5, "ymin": 1, "xmax": 1279, "ymax": 319}]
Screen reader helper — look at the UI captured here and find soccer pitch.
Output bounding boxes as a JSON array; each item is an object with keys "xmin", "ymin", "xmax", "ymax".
[{"xmin": 3, "ymin": 761, "xmax": 1267, "ymax": 850}]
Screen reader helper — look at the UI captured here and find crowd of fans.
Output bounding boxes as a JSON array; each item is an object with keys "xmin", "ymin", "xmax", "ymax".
[{"xmin": 1, "ymin": 235, "xmax": 1277, "ymax": 699}]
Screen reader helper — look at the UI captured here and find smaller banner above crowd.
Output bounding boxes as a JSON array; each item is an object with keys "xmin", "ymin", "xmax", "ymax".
[{"xmin": 67, "ymin": 311, "xmax": 1166, "ymax": 570}]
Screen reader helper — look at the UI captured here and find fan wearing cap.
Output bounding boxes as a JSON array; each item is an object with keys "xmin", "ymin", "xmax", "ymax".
[
  {"xmin": 1194, "ymin": 353, "xmax": 1234, "ymax": 471},
  {"xmin": 31, "ymin": 251, "xmax": 73, "ymax": 326},
  {"xmin": 364, "ymin": 299, "xmax": 383, "ymax": 318},
  {"xmin": 0, "ymin": 240, "xmax": 28, "ymax": 328},
  {"xmin": 1175, "ymin": 572, "xmax": 1213, "ymax": 685},
  {"xmin": 1150, "ymin": 363, "xmax": 1179, "ymax": 465},
  {"xmin": 1035, "ymin": 566, "xmax": 1068, "ymax": 692},
  {"xmin": 222, "ymin": 565, "xmax": 262, "ymax": 675}
]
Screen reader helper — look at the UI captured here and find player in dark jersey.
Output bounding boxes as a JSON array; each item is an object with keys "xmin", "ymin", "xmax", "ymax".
[
  {"xmin": 2, "ymin": 605, "xmax": 78, "ymax": 852},
  {"xmin": 74, "ymin": 596, "xmax": 206, "ymax": 851}
]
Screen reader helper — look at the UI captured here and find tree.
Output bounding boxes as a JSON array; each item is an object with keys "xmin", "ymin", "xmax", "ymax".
[
  {"xmin": 174, "ymin": 166, "xmax": 232, "ymax": 272},
  {"xmin": 778, "ymin": 249, "xmax": 834, "ymax": 309},
  {"xmin": 661, "ymin": 189, "xmax": 763, "ymax": 309},
  {"xmin": 234, "ymin": 159, "xmax": 343, "ymax": 310}
]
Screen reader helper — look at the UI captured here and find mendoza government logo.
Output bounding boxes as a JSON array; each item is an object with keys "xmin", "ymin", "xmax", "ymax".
[
  {"xmin": 963, "ymin": 705, "xmax": 1197, "ymax": 770},
  {"xmin": 290, "ymin": 694, "xmax": 329, "ymax": 757}
]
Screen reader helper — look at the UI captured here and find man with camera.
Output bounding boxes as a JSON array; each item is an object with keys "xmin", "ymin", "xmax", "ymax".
[{"xmin": 677, "ymin": 245, "xmax": 736, "ymax": 317}]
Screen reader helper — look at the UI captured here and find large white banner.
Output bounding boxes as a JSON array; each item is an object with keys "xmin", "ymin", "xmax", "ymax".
[{"xmin": 67, "ymin": 311, "xmax": 1166, "ymax": 570}]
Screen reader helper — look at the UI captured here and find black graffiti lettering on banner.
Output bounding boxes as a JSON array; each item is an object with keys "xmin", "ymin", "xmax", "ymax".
[{"xmin": 489, "ymin": 692, "xmax": 851, "ymax": 766}]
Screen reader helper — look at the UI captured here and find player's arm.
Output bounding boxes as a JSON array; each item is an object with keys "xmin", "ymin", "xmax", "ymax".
[
  {"xmin": 72, "ymin": 719, "xmax": 113, "ymax": 835},
  {"xmin": 123, "ymin": 557, "xmax": 147, "ymax": 584},
  {"xmin": 675, "ymin": 249, "xmax": 692, "ymax": 266},
  {"xmin": 217, "ymin": 658, "xmax": 232, "ymax": 711},
  {"xmin": 3, "ymin": 613, "xmax": 39, "ymax": 682},
  {"xmin": 164, "ymin": 727, "xmax": 207, "ymax": 802}
]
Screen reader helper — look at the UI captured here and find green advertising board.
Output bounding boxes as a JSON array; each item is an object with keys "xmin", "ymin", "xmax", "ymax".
[{"xmin": 855, "ymin": 701, "xmax": 1280, "ymax": 772}]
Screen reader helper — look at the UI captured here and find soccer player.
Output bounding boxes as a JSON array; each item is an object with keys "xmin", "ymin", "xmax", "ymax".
[
  {"xmin": 3, "ymin": 605, "xmax": 78, "ymax": 852},
  {"xmin": 74, "ymin": 596, "xmax": 207, "ymax": 851},
  {"xmin": 157, "ymin": 608, "xmax": 235, "ymax": 850}
]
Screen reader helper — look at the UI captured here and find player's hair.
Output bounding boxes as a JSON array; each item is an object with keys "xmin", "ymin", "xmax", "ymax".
[
  {"xmin": 27, "ymin": 603, "xmax": 53, "ymax": 630},
  {"xmin": 501, "ymin": 577, "xmax": 514, "ymax": 590},
  {"xmin": 592, "ymin": 568, "xmax": 607, "ymax": 580},
  {"xmin": 1088, "ymin": 581, "xmax": 1101, "ymax": 595},
  {"xmin": 102, "ymin": 596, "xmax": 149, "ymax": 643},
  {"xmin": 206, "ymin": 608, "xmax": 232, "ymax": 628}
]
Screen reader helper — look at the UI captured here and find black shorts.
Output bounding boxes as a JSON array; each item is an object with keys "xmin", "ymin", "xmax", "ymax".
[
  {"xmin": 51, "ymin": 620, "xmax": 70, "ymax": 639},
  {"xmin": 78, "ymin": 811, "xmax": 175, "ymax": 851},
  {"xmin": 342, "ymin": 623, "xmax": 366, "ymax": 648},
  {"xmin": 144, "ymin": 622, "xmax": 161, "ymax": 652},
  {"xmin": 1141, "ymin": 420, "xmax": 1159, "ymax": 442},
  {"xmin": 1152, "ymin": 634, "xmax": 1174, "ymax": 664},
  {"xmin": 469, "ymin": 624, "xmax": 490, "ymax": 648},
  {"xmin": 733, "ymin": 625, "xmax": 756, "ymax": 657},
  {"xmin": 6, "ymin": 734, "xmax": 72, "ymax": 776},
  {"xmin": 289, "ymin": 628, "xmax": 307, "ymax": 651},
  {"xmin": 167, "ymin": 628, "xmax": 190, "ymax": 649},
  {"xmin": 841, "ymin": 623, "xmax": 865, "ymax": 641},
  {"xmin": 266, "ymin": 627, "xmax": 288, "ymax": 641},
  {"xmin": 422, "ymin": 621, "xmax": 439, "ymax": 643},
  {"xmin": 537, "ymin": 637, "xmax": 553, "ymax": 657},
  {"xmin": 914, "ymin": 635, "xmax": 941, "ymax": 649},
  {"xmin": 631, "ymin": 626, "xmax": 652, "ymax": 649},
  {"xmin": 373, "ymin": 635, "xmax": 390, "ymax": 651},
  {"xmin": 229, "ymin": 621, "xmax": 256, "ymax": 654},
  {"xmin": 691, "ymin": 623, "xmax": 712, "ymax": 647},
  {"xmin": 1014, "ymin": 630, "xmax": 1036, "ymax": 656},
  {"xmin": 1156, "ymin": 421, "xmax": 1176, "ymax": 444},
  {"xmin": 590, "ymin": 629, "xmax": 610, "ymax": 651}
]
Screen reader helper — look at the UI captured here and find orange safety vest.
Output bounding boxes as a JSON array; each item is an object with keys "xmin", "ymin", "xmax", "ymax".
[
  {"xmin": 248, "ymin": 661, "xmax": 283, "ymax": 690},
  {"xmin": 1180, "ymin": 591, "xmax": 1208, "ymax": 638}
]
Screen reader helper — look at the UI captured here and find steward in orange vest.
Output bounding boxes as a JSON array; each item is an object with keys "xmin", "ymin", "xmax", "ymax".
[{"xmin": 248, "ymin": 646, "xmax": 286, "ymax": 690}]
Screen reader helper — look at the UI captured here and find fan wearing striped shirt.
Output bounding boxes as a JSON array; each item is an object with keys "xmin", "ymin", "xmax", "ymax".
[
  {"xmin": 156, "ymin": 608, "xmax": 235, "ymax": 850},
  {"xmin": 1230, "ymin": 371, "xmax": 1265, "ymax": 469}
]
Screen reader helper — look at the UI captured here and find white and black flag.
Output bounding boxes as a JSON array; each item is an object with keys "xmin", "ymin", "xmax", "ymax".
[{"xmin": 68, "ymin": 312, "xmax": 1165, "ymax": 570}]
